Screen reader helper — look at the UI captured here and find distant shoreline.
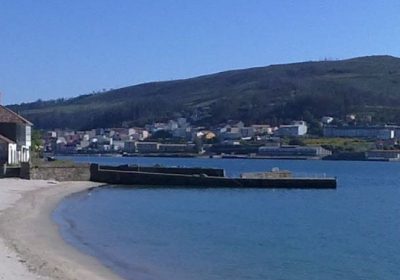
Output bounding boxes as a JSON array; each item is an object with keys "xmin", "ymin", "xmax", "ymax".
[{"xmin": 0, "ymin": 179, "xmax": 122, "ymax": 280}]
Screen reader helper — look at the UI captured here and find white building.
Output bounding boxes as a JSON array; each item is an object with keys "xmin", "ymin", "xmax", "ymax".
[
  {"xmin": 323, "ymin": 126, "xmax": 396, "ymax": 140},
  {"xmin": 277, "ymin": 121, "xmax": 308, "ymax": 137},
  {"xmin": 321, "ymin": 116, "xmax": 334, "ymax": 124},
  {"xmin": 129, "ymin": 129, "xmax": 149, "ymax": 141},
  {"xmin": 0, "ymin": 106, "xmax": 32, "ymax": 165},
  {"xmin": 0, "ymin": 135, "xmax": 17, "ymax": 165},
  {"xmin": 112, "ymin": 140, "xmax": 125, "ymax": 151}
]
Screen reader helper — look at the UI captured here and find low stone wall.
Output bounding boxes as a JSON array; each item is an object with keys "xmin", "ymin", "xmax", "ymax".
[
  {"xmin": 0, "ymin": 165, "xmax": 21, "ymax": 178},
  {"xmin": 21, "ymin": 162, "xmax": 90, "ymax": 181}
]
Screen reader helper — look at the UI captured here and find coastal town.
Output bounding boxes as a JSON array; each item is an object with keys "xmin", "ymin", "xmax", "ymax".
[
  {"xmin": 2, "ymin": 2, "xmax": 400, "ymax": 280},
  {"xmin": 41, "ymin": 114, "xmax": 400, "ymax": 161},
  {"xmin": 1, "ymin": 100, "xmax": 398, "ymax": 164}
]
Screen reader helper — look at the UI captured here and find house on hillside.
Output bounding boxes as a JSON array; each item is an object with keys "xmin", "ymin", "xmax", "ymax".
[
  {"xmin": 0, "ymin": 106, "xmax": 32, "ymax": 165},
  {"xmin": 277, "ymin": 121, "xmax": 308, "ymax": 137}
]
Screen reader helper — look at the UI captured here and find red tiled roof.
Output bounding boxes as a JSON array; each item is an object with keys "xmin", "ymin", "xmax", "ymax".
[{"xmin": 0, "ymin": 105, "xmax": 33, "ymax": 125}]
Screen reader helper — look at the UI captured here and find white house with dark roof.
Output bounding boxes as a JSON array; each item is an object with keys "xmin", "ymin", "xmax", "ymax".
[{"xmin": 0, "ymin": 105, "xmax": 32, "ymax": 165}]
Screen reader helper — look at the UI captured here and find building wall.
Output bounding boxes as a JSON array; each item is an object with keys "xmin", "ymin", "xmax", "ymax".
[
  {"xmin": 0, "ymin": 123, "xmax": 31, "ymax": 163},
  {"xmin": 113, "ymin": 140, "xmax": 125, "ymax": 151},
  {"xmin": 323, "ymin": 126, "xmax": 395, "ymax": 140},
  {"xmin": 277, "ymin": 123, "xmax": 307, "ymax": 137},
  {"xmin": 8, "ymin": 144, "xmax": 18, "ymax": 165},
  {"xmin": 19, "ymin": 146, "xmax": 30, "ymax": 163},
  {"xmin": 136, "ymin": 142, "xmax": 160, "ymax": 153},
  {"xmin": 258, "ymin": 146, "xmax": 331, "ymax": 157},
  {"xmin": 0, "ymin": 143, "xmax": 8, "ymax": 164},
  {"xmin": 124, "ymin": 141, "xmax": 137, "ymax": 153},
  {"xmin": 158, "ymin": 144, "xmax": 195, "ymax": 153},
  {"xmin": 366, "ymin": 150, "xmax": 400, "ymax": 160},
  {"xmin": 16, "ymin": 124, "xmax": 31, "ymax": 149},
  {"xmin": 277, "ymin": 126, "xmax": 299, "ymax": 136},
  {"xmin": 240, "ymin": 127, "xmax": 255, "ymax": 138},
  {"xmin": 220, "ymin": 132, "xmax": 242, "ymax": 140},
  {"xmin": 0, "ymin": 123, "xmax": 17, "ymax": 141}
]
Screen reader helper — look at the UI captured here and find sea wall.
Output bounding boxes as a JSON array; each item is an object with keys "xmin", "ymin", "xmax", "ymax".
[
  {"xmin": 99, "ymin": 165, "xmax": 225, "ymax": 177},
  {"xmin": 20, "ymin": 163, "xmax": 90, "ymax": 181},
  {"xmin": 90, "ymin": 164, "xmax": 337, "ymax": 189}
]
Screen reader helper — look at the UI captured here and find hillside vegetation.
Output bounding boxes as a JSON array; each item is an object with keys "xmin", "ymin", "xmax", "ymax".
[{"xmin": 9, "ymin": 55, "xmax": 400, "ymax": 129}]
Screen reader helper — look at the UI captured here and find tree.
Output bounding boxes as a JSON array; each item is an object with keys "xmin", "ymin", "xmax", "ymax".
[{"xmin": 31, "ymin": 129, "xmax": 44, "ymax": 159}]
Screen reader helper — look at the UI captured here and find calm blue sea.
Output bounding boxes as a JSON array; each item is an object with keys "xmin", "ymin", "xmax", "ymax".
[{"xmin": 53, "ymin": 157, "xmax": 400, "ymax": 280}]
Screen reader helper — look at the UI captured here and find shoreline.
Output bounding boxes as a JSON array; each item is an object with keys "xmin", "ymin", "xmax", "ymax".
[{"xmin": 0, "ymin": 179, "xmax": 122, "ymax": 280}]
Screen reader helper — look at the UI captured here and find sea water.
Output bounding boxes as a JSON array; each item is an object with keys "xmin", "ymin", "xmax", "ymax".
[{"xmin": 53, "ymin": 157, "xmax": 400, "ymax": 280}]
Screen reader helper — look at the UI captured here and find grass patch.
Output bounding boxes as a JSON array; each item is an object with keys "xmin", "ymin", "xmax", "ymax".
[{"xmin": 303, "ymin": 137, "xmax": 374, "ymax": 152}]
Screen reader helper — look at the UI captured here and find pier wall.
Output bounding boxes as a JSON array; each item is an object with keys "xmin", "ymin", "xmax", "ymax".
[
  {"xmin": 90, "ymin": 164, "xmax": 336, "ymax": 189},
  {"xmin": 99, "ymin": 165, "xmax": 225, "ymax": 177},
  {"xmin": 20, "ymin": 163, "xmax": 90, "ymax": 181}
]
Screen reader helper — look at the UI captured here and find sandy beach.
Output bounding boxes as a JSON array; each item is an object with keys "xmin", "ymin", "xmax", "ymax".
[{"xmin": 0, "ymin": 179, "xmax": 123, "ymax": 280}]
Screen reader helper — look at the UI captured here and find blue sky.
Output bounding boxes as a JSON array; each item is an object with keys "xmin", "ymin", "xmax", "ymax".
[{"xmin": 1, "ymin": 0, "xmax": 400, "ymax": 105}]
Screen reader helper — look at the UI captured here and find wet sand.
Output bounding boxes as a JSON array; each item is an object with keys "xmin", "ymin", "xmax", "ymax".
[{"xmin": 0, "ymin": 179, "xmax": 123, "ymax": 280}]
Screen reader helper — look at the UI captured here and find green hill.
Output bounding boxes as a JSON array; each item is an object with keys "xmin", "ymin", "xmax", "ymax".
[{"xmin": 9, "ymin": 55, "xmax": 400, "ymax": 129}]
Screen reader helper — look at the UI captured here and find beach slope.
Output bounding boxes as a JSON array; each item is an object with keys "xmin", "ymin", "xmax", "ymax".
[{"xmin": 0, "ymin": 179, "xmax": 122, "ymax": 280}]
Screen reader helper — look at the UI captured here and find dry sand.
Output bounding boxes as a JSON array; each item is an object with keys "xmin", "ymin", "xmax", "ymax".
[{"xmin": 0, "ymin": 179, "xmax": 123, "ymax": 280}]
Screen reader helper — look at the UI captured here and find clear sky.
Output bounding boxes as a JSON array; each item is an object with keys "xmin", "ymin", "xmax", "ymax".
[{"xmin": 1, "ymin": 0, "xmax": 400, "ymax": 105}]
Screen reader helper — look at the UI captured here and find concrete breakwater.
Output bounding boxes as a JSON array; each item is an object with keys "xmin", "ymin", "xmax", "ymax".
[{"xmin": 90, "ymin": 164, "xmax": 337, "ymax": 189}]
